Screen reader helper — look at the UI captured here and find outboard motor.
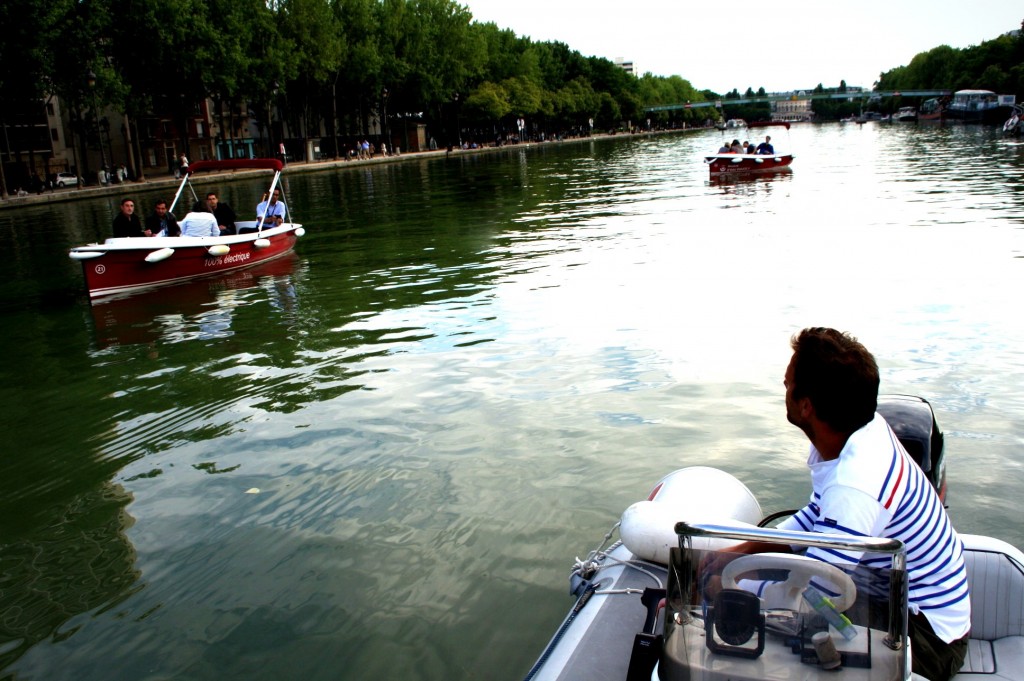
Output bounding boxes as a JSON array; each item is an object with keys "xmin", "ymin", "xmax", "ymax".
[{"xmin": 877, "ymin": 394, "xmax": 946, "ymax": 502}]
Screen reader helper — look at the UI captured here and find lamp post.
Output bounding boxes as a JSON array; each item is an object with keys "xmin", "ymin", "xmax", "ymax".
[
  {"xmin": 453, "ymin": 92, "xmax": 461, "ymax": 148},
  {"xmin": 382, "ymin": 87, "xmax": 389, "ymax": 154},
  {"xmin": 101, "ymin": 117, "xmax": 114, "ymax": 173},
  {"xmin": 268, "ymin": 81, "xmax": 279, "ymax": 160},
  {"xmin": 86, "ymin": 70, "xmax": 108, "ymax": 184}
]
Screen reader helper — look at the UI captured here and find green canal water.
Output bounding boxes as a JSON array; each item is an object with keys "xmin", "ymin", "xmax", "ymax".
[{"xmin": 1, "ymin": 124, "xmax": 1023, "ymax": 680}]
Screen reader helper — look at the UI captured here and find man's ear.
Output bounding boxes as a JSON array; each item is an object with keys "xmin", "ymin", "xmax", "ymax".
[{"xmin": 797, "ymin": 395, "xmax": 814, "ymax": 421}]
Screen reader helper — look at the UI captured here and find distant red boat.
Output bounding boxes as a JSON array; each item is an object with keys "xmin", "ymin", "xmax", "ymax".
[
  {"xmin": 704, "ymin": 152, "xmax": 794, "ymax": 176},
  {"xmin": 69, "ymin": 158, "xmax": 305, "ymax": 299},
  {"xmin": 705, "ymin": 121, "xmax": 793, "ymax": 176}
]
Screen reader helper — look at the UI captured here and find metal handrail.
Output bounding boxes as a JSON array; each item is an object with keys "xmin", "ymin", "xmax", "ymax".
[
  {"xmin": 676, "ymin": 521, "xmax": 908, "ymax": 650},
  {"xmin": 677, "ymin": 522, "xmax": 904, "ymax": 557}
]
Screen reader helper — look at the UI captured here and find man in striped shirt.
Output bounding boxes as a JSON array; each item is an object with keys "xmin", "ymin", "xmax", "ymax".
[{"xmin": 717, "ymin": 328, "xmax": 970, "ymax": 680}]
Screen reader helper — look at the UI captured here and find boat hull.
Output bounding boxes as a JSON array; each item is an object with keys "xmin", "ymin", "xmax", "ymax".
[
  {"xmin": 70, "ymin": 223, "xmax": 302, "ymax": 299},
  {"xmin": 527, "ymin": 543, "xmax": 662, "ymax": 681},
  {"xmin": 945, "ymin": 106, "xmax": 1015, "ymax": 125},
  {"xmin": 705, "ymin": 153, "xmax": 794, "ymax": 175}
]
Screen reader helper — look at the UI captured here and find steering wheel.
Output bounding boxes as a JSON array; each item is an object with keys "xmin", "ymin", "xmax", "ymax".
[{"xmin": 720, "ymin": 552, "xmax": 857, "ymax": 612}]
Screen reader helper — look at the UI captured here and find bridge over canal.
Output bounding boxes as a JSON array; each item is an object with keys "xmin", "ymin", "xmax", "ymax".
[{"xmin": 644, "ymin": 90, "xmax": 952, "ymax": 113}]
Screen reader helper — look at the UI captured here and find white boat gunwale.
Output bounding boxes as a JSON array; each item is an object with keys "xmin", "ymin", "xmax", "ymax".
[{"xmin": 67, "ymin": 223, "xmax": 302, "ymax": 254}]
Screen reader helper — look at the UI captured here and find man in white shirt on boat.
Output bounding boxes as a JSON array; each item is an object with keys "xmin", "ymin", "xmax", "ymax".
[
  {"xmin": 253, "ymin": 189, "xmax": 286, "ymax": 232},
  {"xmin": 178, "ymin": 211, "xmax": 219, "ymax": 237},
  {"xmin": 706, "ymin": 328, "xmax": 971, "ymax": 681}
]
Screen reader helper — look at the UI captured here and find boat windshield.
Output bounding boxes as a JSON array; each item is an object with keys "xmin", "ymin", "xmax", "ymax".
[{"xmin": 660, "ymin": 522, "xmax": 909, "ymax": 681}]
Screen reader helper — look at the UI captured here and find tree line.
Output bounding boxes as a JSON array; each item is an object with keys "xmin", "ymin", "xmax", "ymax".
[
  {"xmin": 0, "ymin": 0, "xmax": 1020, "ymax": 167},
  {"xmin": 0, "ymin": 0, "xmax": 718, "ymax": 162},
  {"xmin": 877, "ymin": 26, "xmax": 1024, "ymax": 95}
]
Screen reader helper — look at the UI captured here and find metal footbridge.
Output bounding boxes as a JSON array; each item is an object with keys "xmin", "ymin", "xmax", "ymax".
[{"xmin": 645, "ymin": 90, "xmax": 951, "ymax": 113}]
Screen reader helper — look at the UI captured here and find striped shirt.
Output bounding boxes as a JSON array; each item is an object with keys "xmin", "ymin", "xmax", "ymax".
[{"xmin": 778, "ymin": 413, "xmax": 971, "ymax": 643}]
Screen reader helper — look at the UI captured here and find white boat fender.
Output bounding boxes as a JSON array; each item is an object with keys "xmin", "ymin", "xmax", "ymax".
[
  {"xmin": 253, "ymin": 238, "xmax": 271, "ymax": 249},
  {"xmin": 207, "ymin": 244, "xmax": 230, "ymax": 256},
  {"xmin": 294, "ymin": 227, "xmax": 305, "ymax": 237},
  {"xmin": 1004, "ymin": 115, "xmax": 1019, "ymax": 132},
  {"xmin": 145, "ymin": 247, "xmax": 175, "ymax": 263},
  {"xmin": 69, "ymin": 250, "xmax": 105, "ymax": 260},
  {"xmin": 620, "ymin": 466, "xmax": 763, "ymax": 565}
]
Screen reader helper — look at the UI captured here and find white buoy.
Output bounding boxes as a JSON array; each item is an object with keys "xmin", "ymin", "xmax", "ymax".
[
  {"xmin": 253, "ymin": 238, "xmax": 271, "ymax": 249},
  {"xmin": 619, "ymin": 467, "xmax": 763, "ymax": 564},
  {"xmin": 207, "ymin": 244, "xmax": 230, "ymax": 256},
  {"xmin": 145, "ymin": 247, "xmax": 175, "ymax": 263},
  {"xmin": 294, "ymin": 227, "xmax": 306, "ymax": 237}
]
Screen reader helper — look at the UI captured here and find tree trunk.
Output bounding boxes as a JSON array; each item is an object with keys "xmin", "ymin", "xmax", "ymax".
[{"xmin": 332, "ymin": 80, "xmax": 340, "ymax": 160}]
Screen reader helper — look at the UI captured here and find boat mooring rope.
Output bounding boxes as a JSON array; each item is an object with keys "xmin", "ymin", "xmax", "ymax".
[{"xmin": 523, "ymin": 522, "xmax": 669, "ymax": 680}]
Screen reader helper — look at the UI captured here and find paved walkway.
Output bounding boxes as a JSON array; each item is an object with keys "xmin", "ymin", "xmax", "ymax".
[{"xmin": 0, "ymin": 128, "xmax": 705, "ymax": 211}]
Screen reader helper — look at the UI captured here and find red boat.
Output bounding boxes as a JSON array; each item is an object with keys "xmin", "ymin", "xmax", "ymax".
[
  {"xmin": 705, "ymin": 121, "xmax": 794, "ymax": 176},
  {"xmin": 69, "ymin": 158, "xmax": 305, "ymax": 299},
  {"xmin": 704, "ymin": 152, "xmax": 794, "ymax": 176}
]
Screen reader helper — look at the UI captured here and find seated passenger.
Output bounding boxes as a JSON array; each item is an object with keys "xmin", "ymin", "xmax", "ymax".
[
  {"xmin": 250, "ymin": 189, "xmax": 286, "ymax": 233},
  {"xmin": 729, "ymin": 139, "xmax": 743, "ymax": 153},
  {"xmin": 178, "ymin": 211, "xmax": 220, "ymax": 237},
  {"xmin": 205, "ymin": 192, "xmax": 237, "ymax": 236},
  {"xmin": 717, "ymin": 143, "xmax": 731, "ymax": 153},
  {"xmin": 145, "ymin": 199, "xmax": 179, "ymax": 237},
  {"xmin": 756, "ymin": 135, "xmax": 775, "ymax": 155},
  {"xmin": 112, "ymin": 197, "xmax": 152, "ymax": 237},
  {"xmin": 744, "ymin": 140, "xmax": 755, "ymax": 154}
]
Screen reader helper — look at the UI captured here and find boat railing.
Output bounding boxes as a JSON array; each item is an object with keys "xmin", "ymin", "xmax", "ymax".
[
  {"xmin": 676, "ymin": 522, "xmax": 904, "ymax": 558},
  {"xmin": 676, "ymin": 521, "xmax": 908, "ymax": 649}
]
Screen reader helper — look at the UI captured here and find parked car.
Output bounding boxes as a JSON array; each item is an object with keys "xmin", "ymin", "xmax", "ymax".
[{"xmin": 56, "ymin": 172, "xmax": 79, "ymax": 188}]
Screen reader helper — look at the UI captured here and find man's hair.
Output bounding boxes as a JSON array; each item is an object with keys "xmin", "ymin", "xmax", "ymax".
[
  {"xmin": 206, "ymin": 192, "xmax": 218, "ymax": 200},
  {"xmin": 154, "ymin": 199, "xmax": 167, "ymax": 208},
  {"xmin": 790, "ymin": 327, "xmax": 879, "ymax": 433},
  {"xmin": 120, "ymin": 197, "xmax": 134, "ymax": 206}
]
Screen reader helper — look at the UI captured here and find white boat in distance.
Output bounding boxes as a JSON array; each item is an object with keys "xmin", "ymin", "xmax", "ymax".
[{"xmin": 897, "ymin": 107, "xmax": 918, "ymax": 122}]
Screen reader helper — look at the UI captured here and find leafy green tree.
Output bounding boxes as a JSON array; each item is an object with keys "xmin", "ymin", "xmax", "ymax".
[
  {"xmin": 335, "ymin": 0, "xmax": 383, "ymax": 138},
  {"xmin": 464, "ymin": 81, "xmax": 511, "ymax": 122},
  {"xmin": 0, "ymin": 0, "xmax": 80, "ymax": 194},
  {"xmin": 279, "ymin": 0, "xmax": 345, "ymax": 157},
  {"xmin": 596, "ymin": 92, "xmax": 621, "ymax": 128},
  {"xmin": 503, "ymin": 76, "xmax": 543, "ymax": 118}
]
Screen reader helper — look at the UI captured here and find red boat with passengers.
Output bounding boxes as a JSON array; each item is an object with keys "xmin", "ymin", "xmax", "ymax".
[
  {"xmin": 704, "ymin": 121, "xmax": 794, "ymax": 176},
  {"xmin": 69, "ymin": 158, "xmax": 305, "ymax": 299}
]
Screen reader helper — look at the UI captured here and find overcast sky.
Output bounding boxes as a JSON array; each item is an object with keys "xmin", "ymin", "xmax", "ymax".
[{"xmin": 462, "ymin": 0, "xmax": 1022, "ymax": 93}]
